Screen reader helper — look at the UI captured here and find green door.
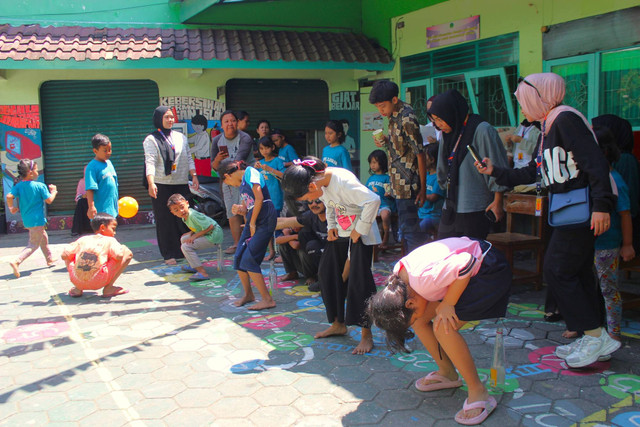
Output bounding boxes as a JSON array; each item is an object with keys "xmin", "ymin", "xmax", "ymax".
[{"xmin": 40, "ymin": 80, "xmax": 159, "ymax": 214}]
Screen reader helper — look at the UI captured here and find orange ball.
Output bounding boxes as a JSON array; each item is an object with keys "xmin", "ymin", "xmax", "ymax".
[{"xmin": 118, "ymin": 196, "xmax": 139, "ymax": 218}]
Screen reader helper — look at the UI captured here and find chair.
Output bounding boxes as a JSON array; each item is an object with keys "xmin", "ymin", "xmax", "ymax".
[{"xmin": 487, "ymin": 193, "xmax": 549, "ymax": 290}]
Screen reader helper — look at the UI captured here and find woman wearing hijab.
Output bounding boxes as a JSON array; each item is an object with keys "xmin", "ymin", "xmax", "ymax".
[
  {"xmin": 428, "ymin": 89, "xmax": 509, "ymax": 240},
  {"xmin": 475, "ymin": 73, "xmax": 620, "ymax": 368},
  {"xmin": 144, "ymin": 106, "xmax": 199, "ymax": 265}
]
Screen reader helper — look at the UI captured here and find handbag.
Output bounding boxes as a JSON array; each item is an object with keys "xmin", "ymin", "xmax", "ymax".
[{"xmin": 548, "ymin": 187, "xmax": 591, "ymax": 228}]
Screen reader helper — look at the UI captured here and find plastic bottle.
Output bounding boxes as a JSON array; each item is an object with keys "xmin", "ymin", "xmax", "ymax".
[
  {"xmin": 489, "ymin": 320, "xmax": 506, "ymax": 390},
  {"xmin": 268, "ymin": 243, "xmax": 277, "ymax": 296}
]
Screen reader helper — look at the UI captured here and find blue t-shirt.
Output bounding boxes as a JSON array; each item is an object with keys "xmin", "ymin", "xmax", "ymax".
[
  {"xmin": 322, "ymin": 145, "xmax": 352, "ymax": 171},
  {"xmin": 596, "ymin": 170, "xmax": 630, "ymax": 250},
  {"xmin": 259, "ymin": 157, "xmax": 285, "ymax": 212},
  {"xmin": 277, "ymin": 144, "xmax": 298, "ymax": 165},
  {"xmin": 366, "ymin": 173, "xmax": 396, "ymax": 213},
  {"xmin": 10, "ymin": 180, "xmax": 51, "ymax": 228},
  {"xmin": 241, "ymin": 166, "xmax": 277, "ymax": 225},
  {"xmin": 85, "ymin": 159, "xmax": 118, "ymax": 217},
  {"xmin": 418, "ymin": 172, "xmax": 445, "ymax": 219}
]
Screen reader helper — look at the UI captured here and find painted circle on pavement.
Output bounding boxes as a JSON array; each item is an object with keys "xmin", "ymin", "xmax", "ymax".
[
  {"xmin": 3, "ymin": 322, "xmax": 70, "ymax": 343},
  {"xmin": 464, "ymin": 368, "xmax": 519, "ymax": 395},
  {"xmin": 507, "ymin": 302, "xmax": 544, "ymax": 319},
  {"xmin": 600, "ymin": 374, "xmax": 640, "ymax": 399},
  {"xmin": 528, "ymin": 346, "xmax": 608, "ymax": 376},
  {"xmin": 284, "ymin": 285, "xmax": 317, "ymax": 297},
  {"xmin": 611, "ymin": 412, "xmax": 640, "ymax": 426},
  {"xmin": 203, "ymin": 285, "xmax": 241, "ymax": 297},
  {"xmin": 190, "ymin": 277, "xmax": 227, "ymax": 288},
  {"xmin": 243, "ymin": 316, "xmax": 291, "ymax": 330},
  {"xmin": 264, "ymin": 331, "xmax": 314, "ymax": 351}
]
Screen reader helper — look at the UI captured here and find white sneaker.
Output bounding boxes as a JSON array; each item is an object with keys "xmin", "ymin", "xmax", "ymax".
[
  {"xmin": 565, "ymin": 329, "xmax": 621, "ymax": 368},
  {"xmin": 556, "ymin": 337, "xmax": 611, "ymax": 362}
]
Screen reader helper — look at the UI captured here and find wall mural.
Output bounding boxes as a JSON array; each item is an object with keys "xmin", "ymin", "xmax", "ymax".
[{"xmin": 0, "ymin": 105, "xmax": 43, "ymax": 232}]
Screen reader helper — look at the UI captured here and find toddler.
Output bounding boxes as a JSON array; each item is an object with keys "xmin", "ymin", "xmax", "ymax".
[
  {"xmin": 418, "ymin": 143, "xmax": 445, "ymax": 237},
  {"xmin": 365, "ymin": 149, "xmax": 396, "ymax": 248}
]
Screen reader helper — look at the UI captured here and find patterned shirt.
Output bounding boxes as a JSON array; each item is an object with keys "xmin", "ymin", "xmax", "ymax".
[{"xmin": 386, "ymin": 100, "xmax": 424, "ymax": 199}]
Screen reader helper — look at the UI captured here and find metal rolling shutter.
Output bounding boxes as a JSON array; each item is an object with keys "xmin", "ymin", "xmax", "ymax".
[
  {"xmin": 40, "ymin": 80, "xmax": 159, "ymax": 214},
  {"xmin": 226, "ymin": 79, "xmax": 329, "ymax": 130}
]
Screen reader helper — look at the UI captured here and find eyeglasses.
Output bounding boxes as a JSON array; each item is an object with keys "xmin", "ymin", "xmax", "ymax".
[
  {"xmin": 518, "ymin": 77, "xmax": 542, "ymax": 98},
  {"xmin": 306, "ymin": 199, "xmax": 322, "ymax": 205}
]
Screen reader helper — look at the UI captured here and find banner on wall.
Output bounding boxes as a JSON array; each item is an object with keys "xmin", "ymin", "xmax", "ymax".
[
  {"xmin": 0, "ymin": 105, "xmax": 44, "ymax": 230},
  {"xmin": 329, "ymin": 91, "xmax": 360, "ymax": 175},
  {"xmin": 426, "ymin": 15, "xmax": 480, "ymax": 49}
]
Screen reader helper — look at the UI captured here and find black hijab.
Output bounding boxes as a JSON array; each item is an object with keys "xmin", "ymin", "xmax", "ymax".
[
  {"xmin": 592, "ymin": 114, "xmax": 634, "ymax": 153},
  {"xmin": 151, "ymin": 106, "xmax": 175, "ymax": 176},
  {"xmin": 427, "ymin": 89, "xmax": 484, "ymax": 200}
]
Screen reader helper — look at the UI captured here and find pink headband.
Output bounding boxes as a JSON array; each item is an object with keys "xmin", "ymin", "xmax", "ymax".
[{"xmin": 293, "ymin": 159, "xmax": 317, "ymax": 167}]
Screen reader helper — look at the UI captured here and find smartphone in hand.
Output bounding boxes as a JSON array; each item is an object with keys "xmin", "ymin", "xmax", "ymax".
[
  {"xmin": 467, "ymin": 145, "xmax": 486, "ymax": 167},
  {"xmin": 219, "ymin": 145, "xmax": 229, "ymax": 155},
  {"xmin": 485, "ymin": 209, "xmax": 497, "ymax": 223}
]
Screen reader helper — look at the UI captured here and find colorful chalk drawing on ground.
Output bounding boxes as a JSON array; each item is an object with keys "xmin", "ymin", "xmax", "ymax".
[
  {"xmin": 464, "ymin": 368, "xmax": 520, "ymax": 395},
  {"xmin": 284, "ymin": 285, "xmax": 319, "ymax": 297},
  {"xmin": 611, "ymin": 412, "xmax": 640, "ymax": 426},
  {"xmin": 190, "ymin": 277, "xmax": 227, "ymax": 287},
  {"xmin": 390, "ymin": 350, "xmax": 439, "ymax": 373},
  {"xmin": 373, "ymin": 272, "xmax": 389, "ymax": 287},
  {"xmin": 600, "ymin": 373, "xmax": 640, "ymax": 399},
  {"xmin": 243, "ymin": 315, "xmax": 291, "ymax": 330},
  {"xmin": 202, "ymin": 259, "xmax": 234, "ymax": 269},
  {"xmin": 507, "ymin": 392, "xmax": 586, "ymax": 425},
  {"xmin": 3, "ymin": 322, "xmax": 70, "ymax": 343},
  {"xmin": 528, "ymin": 346, "xmax": 609, "ymax": 376},
  {"xmin": 507, "ymin": 302, "xmax": 544, "ymax": 319},
  {"xmin": 264, "ymin": 331, "xmax": 314, "ymax": 351},
  {"xmin": 296, "ymin": 298, "xmax": 324, "ymax": 312},
  {"xmin": 122, "ymin": 240, "xmax": 153, "ymax": 249},
  {"xmin": 229, "ymin": 347, "xmax": 314, "ymax": 374}
]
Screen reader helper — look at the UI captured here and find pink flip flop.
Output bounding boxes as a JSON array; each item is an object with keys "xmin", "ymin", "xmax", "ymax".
[
  {"xmin": 454, "ymin": 396, "xmax": 497, "ymax": 425},
  {"xmin": 101, "ymin": 287, "xmax": 129, "ymax": 298},
  {"xmin": 414, "ymin": 371, "xmax": 463, "ymax": 392}
]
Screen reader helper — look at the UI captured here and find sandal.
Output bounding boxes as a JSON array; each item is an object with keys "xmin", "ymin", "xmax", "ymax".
[
  {"xmin": 224, "ymin": 246, "xmax": 237, "ymax": 255},
  {"xmin": 164, "ymin": 258, "xmax": 177, "ymax": 266},
  {"xmin": 544, "ymin": 312, "xmax": 563, "ymax": 322},
  {"xmin": 101, "ymin": 286, "xmax": 129, "ymax": 298},
  {"xmin": 181, "ymin": 265, "xmax": 197, "ymax": 273},
  {"xmin": 415, "ymin": 371, "xmax": 463, "ymax": 392},
  {"xmin": 189, "ymin": 272, "xmax": 209, "ymax": 281},
  {"xmin": 454, "ymin": 396, "xmax": 497, "ymax": 425}
]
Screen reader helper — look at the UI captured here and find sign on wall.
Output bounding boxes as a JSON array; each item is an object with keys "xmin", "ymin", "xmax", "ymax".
[
  {"xmin": 426, "ymin": 15, "xmax": 480, "ymax": 49},
  {"xmin": 0, "ymin": 105, "xmax": 44, "ymax": 230}
]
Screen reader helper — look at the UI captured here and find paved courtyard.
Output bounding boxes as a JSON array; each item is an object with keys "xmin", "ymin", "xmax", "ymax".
[{"xmin": 1, "ymin": 224, "xmax": 640, "ymax": 426}]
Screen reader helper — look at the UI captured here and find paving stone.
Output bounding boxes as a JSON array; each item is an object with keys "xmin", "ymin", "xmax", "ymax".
[
  {"xmin": 373, "ymin": 389, "xmax": 423, "ymax": 411},
  {"xmin": 66, "ymin": 382, "xmax": 109, "ymax": 401},
  {"xmin": 139, "ymin": 380, "xmax": 186, "ymax": 398},
  {"xmin": 292, "ymin": 394, "xmax": 344, "ymax": 416},
  {"xmin": 252, "ymin": 385, "xmax": 301, "ymax": 406},
  {"xmin": 329, "ymin": 366, "xmax": 373, "ymax": 384},
  {"xmin": 183, "ymin": 371, "xmax": 226, "ymax": 388},
  {"xmin": 151, "ymin": 364, "xmax": 193, "ymax": 381},
  {"xmin": 0, "ymin": 413, "xmax": 51, "ymax": 427},
  {"xmin": 292, "ymin": 376, "xmax": 336, "ymax": 394},
  {"xmin": 134, "ymin": 397, "xmax": 179, "ymax": 419},
  {"xmin": 94, "ymin": 390, "xmax": 145, "ymax": 410},
  {"xmin": 218, "ymin": 377, "xmax": 263, "ymax": 397},
  {"xmin": 255, "ymin": 369, "xmax": 299, "ymax": 386},
  {"xmin": 379, "ymin": 409, "xmax": 437, "ymax": 425},
  {"xmin": 340, "ymin": 401, "xmax": 387, "ymax": 425},
  {"xmin": 122, "ymin": 359, "xmax": 164, "ymax": 374},
  {"xmin": 210, "ymin": 418, "xmax": 255, "ymax": 427},
  {"xmin": 173, "ymin": 388, "xmax": 222, "ymax": 407},
  {"xmin": 162, "ymin": 407, "xmax": 216, "ymax": 426},
  {"xmin": 79, "ymin": 409, "xmax": 129, "ymax": 426},
  {"xmin": 248, "ymin": 405, "xmax": 302, "ymax": 426},
  {"xmin": 209, "ymin": 396, "xmax": 259, "ymax": 418},
  {"xmin": 47, "ymin": 400, "xmax": 98, "ymax": 422},
  {"xmin": 294, "ymin": 415, "xmax": 343, "ymax": 426}
]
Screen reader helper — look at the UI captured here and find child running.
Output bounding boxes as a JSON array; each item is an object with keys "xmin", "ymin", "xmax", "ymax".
[
  {"xmin": 322, "ymin": 120, "xmax": 352, "ymax": 171},
  {"xmin": 367, "ymin": 237, "xmax": 511, "ymax": 425},
  {"xmin": 85, "ymin": 133, "xmax": 119, "ymax": 219},
  {"xmin": 219, "ymin": 159, "xmax": 277, "ymax": 310},
  {"xmin": 254, "ymin": 136, "xmax": 286, "ymax": 260},
  {"xmin": 7, "ymin": 159, "xmax": 58, "ymax": 278},
  {"xmin": 365, "ymin": 149, "xmax": 396, "ymax": 248},
  {"xmin": 418, "ymin": 143, "xmax": 445, "ymax": 237},
  {"xmin": 282, "ymin": 157, "xmax": 381, "ymax": 354},
  {"xmin": 62, "ymin": 213, "xmax": 132, "ymax": 298},
  {"xmin": 167, "ymin": 193, "xmax": 224, "ymax": 281}
]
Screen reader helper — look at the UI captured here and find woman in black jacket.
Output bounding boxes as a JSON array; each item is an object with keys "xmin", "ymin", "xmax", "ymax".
[{"xmin": 475, "ymin": 73, "xmax": 619, "ymax": 369}]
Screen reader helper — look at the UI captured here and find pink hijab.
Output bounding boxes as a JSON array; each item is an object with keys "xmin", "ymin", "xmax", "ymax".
[{"xmin": 514, "ymin": 73, "xmax": 595, "ymax": 139}]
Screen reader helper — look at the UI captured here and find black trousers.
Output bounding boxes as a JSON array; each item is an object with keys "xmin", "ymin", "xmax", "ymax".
[
  {"xmin": 544, "ymin": 226, "xmax": 604, "ymax": 332},
  {"xmin": 279, "ymin": 239, "xmax": 323, "ymax": 279},
  {"xmin": 318, "ymin": 238, "xmax": 376, "ymax": 327},
  {"xmin": 151, "ymin": 183, "xmax": 190, "ymax": 260},
  {"xmin": 437, "ymin": 210, "xmax": 491, "ymax": 240},
  {"xmin": 72, "ymin": 198, "xmax": 93, "ymax": 235}
]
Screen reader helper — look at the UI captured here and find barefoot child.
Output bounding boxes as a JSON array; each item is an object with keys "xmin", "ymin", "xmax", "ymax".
[
  {"xmin": 167, "ymin": 193, "xmax": 224, "ymax": 281},
  {"xmin": 219, "ymin": 159, "xmax": 277, "ymax": 310},
  {"xmin": 282, "ymin": 157, "xmax": 381, "ymax": 355},
  {"xmin": 7, "ymin": 159, "xmax": 58, "ymax": 278},
  {"xmin": 367, "ymin": 237, "xmax": 511, "ymax": 425},
  {"xmin": 61, "ymin": 213, "xmax": 132, "ymax": 298},
  {"xmin": 365, "ymin": 149, "xmax": 396, "ymax": 248}
]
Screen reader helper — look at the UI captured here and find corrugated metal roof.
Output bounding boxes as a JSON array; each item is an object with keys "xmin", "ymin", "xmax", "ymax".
[{"xmin": 0, "ymin": 24, "xmax": 392, "ymax": 65}]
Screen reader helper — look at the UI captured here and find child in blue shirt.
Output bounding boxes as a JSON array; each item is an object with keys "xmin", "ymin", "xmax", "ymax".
[
  {"xmin": 418, "ymin": 143, "xmax": 445, "ymax": 237},
  {"xmin": 7, "ymin": 159, "xmax": 58, "ymax": 278},
  {"xmin": 254, "ymin": 136, "xmax": 286, "ymax": 260},
  {"xmin": 593, "ymin": 127, "xmax": 635, "ymax": 340},
  {"xmin": 366, "ymin": 149, "xmax": 396, "ymax": 248},
  {"xmin": 271, "ymin": 128, "xmax": 298, "ymax": 167},
  {"xmin": 167, "ymin": 193, "xmax": 224, "ymax": 281},
  {"xmin": 322, "ymin": 120, "xmax": 352, "ymax": 171},
  {"xmin": 220, "ymin": 159, "xmax": 278, "ymax": 311},
  {"xmin": 85, "ymin": 134, "xmax": 118, "ymax": 218}
]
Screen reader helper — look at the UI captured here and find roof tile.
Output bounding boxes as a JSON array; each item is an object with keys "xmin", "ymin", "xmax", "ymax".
[{"xmin": 0, "ymin": 24, "xmax": 391, "ymax": 65}]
